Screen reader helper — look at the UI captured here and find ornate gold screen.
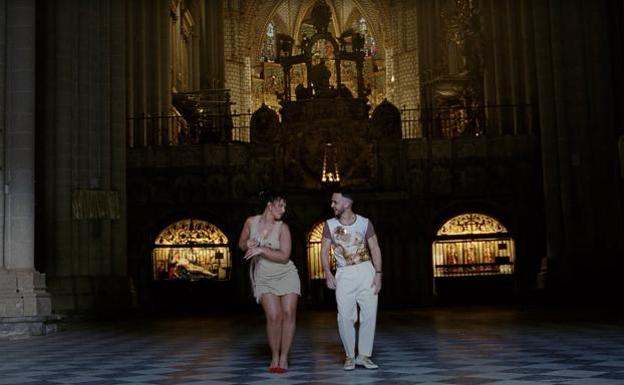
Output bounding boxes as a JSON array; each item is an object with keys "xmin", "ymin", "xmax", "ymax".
[
  {"xmin": 307, "ymin": 222, "xmax": 336, "ymax": 280},
  {"xmin": 152, "ymin": 219, "xmax": 231, "ymax": 281},
  {"xmin": 432, "ymin": 213, "xmax": 515, "ymax": 277}
]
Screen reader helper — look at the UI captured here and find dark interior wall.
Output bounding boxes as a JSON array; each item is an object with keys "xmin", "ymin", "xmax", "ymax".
[
  {"xmin": 29, "ymin": 0, "xmax": 624, "ymax": 313},
  {"xmin": 528, "ymin": 0, "xmax": 624, "ymax": 299},
  {"xmin": 416, "ymin": 0, "xmax": 624, "ymax": 301},
  {"xmin": 35, "ymin": 0, "xmax": 128, "ymax": 312},
  {"xmin": 127, "ymin": 133, "xmax": 543, "ymax": 311}
]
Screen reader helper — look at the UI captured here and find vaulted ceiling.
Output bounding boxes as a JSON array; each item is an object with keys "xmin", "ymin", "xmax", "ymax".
[{"xmin": 237, "ymin": 0, "xmax": 391, "ymax": 59}]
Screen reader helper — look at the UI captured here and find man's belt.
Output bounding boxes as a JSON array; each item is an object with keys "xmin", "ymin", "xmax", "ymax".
[{"xmin": 344, "ymin": 248, "xmax": 371, "ymax": 266}]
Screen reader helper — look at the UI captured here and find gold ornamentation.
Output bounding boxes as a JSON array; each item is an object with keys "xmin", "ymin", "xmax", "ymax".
[
  {"xmin": 437, "ymin": 213, "xmax": 507, "ymax": 236},
  {"xmin": 433, "ymin": 213, "xmax": 515, "ymax": 278},
  {"xmin": 152, "ymin": 219, "xmax": 231, "ymax": 281},
  {"xmin": 155, "ymin": 219, "xmax": 228, "ymax": 245},
  {"xmin": 307, "ymin": 221, "xmax": 336, "ymax": 280}
]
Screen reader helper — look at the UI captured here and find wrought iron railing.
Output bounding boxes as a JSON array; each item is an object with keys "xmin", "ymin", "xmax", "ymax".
[
  {"xmin": 400, "ymin": 104, "xmax": 538, "ymax": 139},
  {"xmin": 128, "ymin": 104, "xmax": 536, "ymax": 147},
  {"xmin": 127, "ymin": 112, "xmax": 252, "ymax": 147}
]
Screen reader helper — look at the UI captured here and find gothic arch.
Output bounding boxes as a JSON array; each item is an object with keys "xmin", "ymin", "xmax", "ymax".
[
  {"xmin": 241, "ymin": 0, "xmax": 390, "ymax": 62},
  {"xmin": 291, "ymin": 0, "xmax": 341, "ymax": 44},
  {"xmin": 270, "ymin": 15, "xmax": 289, "ymax": 38}
]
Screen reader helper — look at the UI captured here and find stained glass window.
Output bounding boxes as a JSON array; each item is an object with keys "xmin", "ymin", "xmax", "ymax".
[
  {"xmin": 260, "ymin": 21, "xmax": 277, "ymax": 62},
  {"xmin": 433, "ymin": 213, "xmax": 515, "ymax": 277},
  {"xmin": 353, "ymin": 17, "xmax": 377, "ymax": 57},
  {"xmin": 307, "ymin": 222, "xmax": 336, "ymax": 280},
  {"xmin": 152, "ymin": 219, "xmax": 231, "ymax": 281}
]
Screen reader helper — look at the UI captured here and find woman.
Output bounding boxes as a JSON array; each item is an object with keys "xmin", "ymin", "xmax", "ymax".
[{"xmin": 238, "ymin": 191, "xmax": 301, "ymax": 373}]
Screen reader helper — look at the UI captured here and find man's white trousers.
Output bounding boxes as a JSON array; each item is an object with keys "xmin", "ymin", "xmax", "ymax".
[{"xmin": 335, "ymin": 260, "xmax": 378, "ymax": 358}]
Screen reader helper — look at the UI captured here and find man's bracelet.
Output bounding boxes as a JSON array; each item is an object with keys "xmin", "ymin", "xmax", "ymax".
[{"xmin": 375, "ymin": 271, "xmax": 382, "ymax": 274}]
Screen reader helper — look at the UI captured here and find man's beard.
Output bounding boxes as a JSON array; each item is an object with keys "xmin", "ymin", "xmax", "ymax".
[{"xmin": 334, "ymin": 207, "xmax": 344, "ymax": 218}]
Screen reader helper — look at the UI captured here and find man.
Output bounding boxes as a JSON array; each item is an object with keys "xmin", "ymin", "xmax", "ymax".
[{"xmin": 321, "ymin": 188, "xmax": 382, "ymax": 370}]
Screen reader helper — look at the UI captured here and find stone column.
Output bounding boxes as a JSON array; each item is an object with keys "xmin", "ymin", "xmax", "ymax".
[
  {"xmin": 532, "ymin": 0, "xmax": 624, "ymax": 296},
  {"xmin": 0, "ymin": 0, "xmax": 54, "ymax": 338},
  {"xmin": 37, "ymin": 0, "xmax": 128, "ymax": 313}
]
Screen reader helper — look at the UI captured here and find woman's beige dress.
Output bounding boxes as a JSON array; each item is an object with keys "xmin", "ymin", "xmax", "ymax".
[{"xmin": 250, "ymin": 215, "xmax": 301, "ymax": 303}]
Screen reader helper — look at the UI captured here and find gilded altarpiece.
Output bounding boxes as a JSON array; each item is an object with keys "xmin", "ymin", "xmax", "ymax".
[{"xmin": 278, "ymin": 98, "xmax": 376, "ymax": 189}]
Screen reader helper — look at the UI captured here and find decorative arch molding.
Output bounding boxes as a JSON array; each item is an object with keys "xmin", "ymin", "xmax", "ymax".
[{"xmin": 436, "ymin": 213, "xmax": 509, "ymax": 237}]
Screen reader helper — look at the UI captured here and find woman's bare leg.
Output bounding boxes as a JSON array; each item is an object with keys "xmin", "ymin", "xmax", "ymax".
[
  {"xmin": 261, "ymin": 294, "xmax": 283, "ymax": 368},
  {"xmin": 278, "ymin": 294, "xmax": 298, "ymax": 369}
]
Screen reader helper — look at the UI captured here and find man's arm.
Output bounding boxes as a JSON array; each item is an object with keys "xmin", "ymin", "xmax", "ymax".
[
  {"xmin": 367, "ymin": 232, "xmax": 382, "ymax": 294},
  {"xmin": 321, "ymin": 223, "xmax": 336, "ymax": 289}
]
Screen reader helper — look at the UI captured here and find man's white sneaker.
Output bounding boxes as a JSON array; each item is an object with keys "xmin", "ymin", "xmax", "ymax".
[
  {"xmin": 343, "ymin": 357, "xmax": 356, "ymax": 371},
  {"xmin": 355, "ymin": 355, "xmax": 379, "ymax": 369}
]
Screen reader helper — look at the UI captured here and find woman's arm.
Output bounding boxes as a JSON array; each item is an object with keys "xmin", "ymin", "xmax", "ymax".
[
  {"xmin": 238, "ymin": 217, "xmax": 256, "ymax": 251},
  {"xmin": 244, "ymin": 223, "xmax": 292, "ymax": 263}
]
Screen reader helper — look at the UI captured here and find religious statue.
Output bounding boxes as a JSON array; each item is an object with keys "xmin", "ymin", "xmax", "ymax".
[{"xmin": 309, "ymin": 58, "xmax": 331, "ymax": 96}]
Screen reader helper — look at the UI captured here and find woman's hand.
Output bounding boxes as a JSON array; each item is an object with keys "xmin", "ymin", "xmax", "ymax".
[
  {"xmin": 246, "ymin": 239, "xmax": 259, "ymax": 249},
  {"xmin": 244, "ymin": 246, "xmax": 264, "ymax": 260}
]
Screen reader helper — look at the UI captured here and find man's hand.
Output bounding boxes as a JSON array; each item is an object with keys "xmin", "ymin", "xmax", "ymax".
[
  {"xmin": 371, "ymin": 273, "xmax": 382, "ymax": 294},
  {"xmin": 325, "ymin": 272, "xmax": 336, "ymax": 290}
]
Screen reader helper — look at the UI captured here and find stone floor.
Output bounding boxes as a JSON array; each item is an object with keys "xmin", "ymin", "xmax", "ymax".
[{"xmin": 2, "ymin": 305, "xmax": 624, "ymax": 384}]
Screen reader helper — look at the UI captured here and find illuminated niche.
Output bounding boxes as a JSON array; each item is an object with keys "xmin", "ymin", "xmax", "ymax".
[
  {"xmin": 432, "ymin": 213, "xmax": 515, "ymax": 277},
  {"xmin": 307, "ymin": 222, "xmax": 336, "ymax": 280},
  {"xmin": 152, "ymin": 219, "xmax": 231, "ymax": 281}
]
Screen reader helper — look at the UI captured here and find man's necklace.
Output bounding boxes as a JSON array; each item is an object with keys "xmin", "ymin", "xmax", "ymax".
[{"xmin": 340, "ymin": 214, "xmax": 356, "ymax": 226}]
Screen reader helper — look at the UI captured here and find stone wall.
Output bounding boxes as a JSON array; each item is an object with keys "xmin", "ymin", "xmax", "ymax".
[{"xmin": 36, "ymin": 0, "xmax": 128, "ymax": 313}]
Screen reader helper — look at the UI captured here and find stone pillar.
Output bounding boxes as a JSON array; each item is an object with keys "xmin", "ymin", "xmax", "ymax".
[
  {"xmin": 37, "ymin": 0, "xmax": 128, "ymax": 313},
  {"xmin": 532, "ymin": 0, "xmax": 624, "ymax": 297},
  {"xmin": 0, "ymin": 0, "xmax": 54, "ymax": 338}
]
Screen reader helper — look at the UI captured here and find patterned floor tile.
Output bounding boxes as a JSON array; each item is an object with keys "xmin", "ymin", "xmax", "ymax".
[{"xmin": 2, "ymin": 306, "xmax": 624, "ymax": 385}]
